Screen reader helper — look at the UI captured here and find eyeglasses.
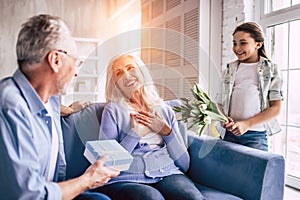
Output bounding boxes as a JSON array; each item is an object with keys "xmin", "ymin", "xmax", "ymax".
[{"xmin": 57, "ymin": 49, "xmax": 83, "ymax": 69}]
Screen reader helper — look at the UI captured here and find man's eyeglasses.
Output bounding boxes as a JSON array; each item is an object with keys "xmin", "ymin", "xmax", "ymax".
[{"xmin": 57, "ymin": 50, "xmax": 83, "ymax": 69}]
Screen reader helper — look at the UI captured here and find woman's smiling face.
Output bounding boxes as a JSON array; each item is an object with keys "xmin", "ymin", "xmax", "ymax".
[
  {"xmin": 232, "ymin": 31, "xmax": 262, "ymax": 63},
  {"xmin": 112, "ymin": 56, "xmax": 143, "ymax": 98}
]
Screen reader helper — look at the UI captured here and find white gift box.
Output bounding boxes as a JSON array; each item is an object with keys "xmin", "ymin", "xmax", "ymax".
[{"xmin": 84, "ymin": 140, "xmax": 133, "ymax": 171}]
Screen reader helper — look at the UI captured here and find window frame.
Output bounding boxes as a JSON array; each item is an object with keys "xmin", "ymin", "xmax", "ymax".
[{"xmin": 256, "ymin": 1, "xmax": 300, "ymax": 190}]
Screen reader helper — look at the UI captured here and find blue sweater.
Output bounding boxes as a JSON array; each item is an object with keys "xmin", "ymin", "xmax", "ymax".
[{"xmin": 99, "ymin": 101, "xmax": 190, "ymax": 184}]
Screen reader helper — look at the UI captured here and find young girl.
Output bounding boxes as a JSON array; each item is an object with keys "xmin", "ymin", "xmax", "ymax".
[{"xmin": 217, "ymin": 22, "xmax": 283, "ymax": 151}]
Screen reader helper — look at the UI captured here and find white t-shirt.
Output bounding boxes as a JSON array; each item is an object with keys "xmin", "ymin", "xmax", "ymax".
[
  {"xmin": 230, "ymin": 62, "xmax": 265, "ymax": 131},
  {"xmin": 44, "ymin": 102, "xmax": 59, "ymax": 181},
  {"xmin": 140, "ymin": 131, "xmax": 163, "ymax": 148}
]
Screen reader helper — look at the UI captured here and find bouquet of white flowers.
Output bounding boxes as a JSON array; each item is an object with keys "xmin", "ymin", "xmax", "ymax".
[{"xmin": 173, "ymin": 83, "xmax": 228, "ymax": 136}]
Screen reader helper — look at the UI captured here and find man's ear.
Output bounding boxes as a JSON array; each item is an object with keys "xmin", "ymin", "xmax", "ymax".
[{"xmin": 47, "ymin": 51, "xmax": 61, "ymax": 73}]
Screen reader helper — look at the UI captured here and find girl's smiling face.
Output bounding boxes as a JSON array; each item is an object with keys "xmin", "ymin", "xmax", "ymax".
[{"xmin": 232, "ymin": 31, "xmax": 263, "ymax": 63}]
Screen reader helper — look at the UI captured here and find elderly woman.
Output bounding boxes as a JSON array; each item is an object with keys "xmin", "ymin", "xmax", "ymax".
[{"xmin": 95, "ymin": 54, "xmax": 204, "ymax": 200}]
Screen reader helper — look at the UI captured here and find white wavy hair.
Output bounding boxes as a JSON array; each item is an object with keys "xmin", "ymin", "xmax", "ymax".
[{"xmin": 105, "ymin": 54, "xmax": 164, "ymax": 108}]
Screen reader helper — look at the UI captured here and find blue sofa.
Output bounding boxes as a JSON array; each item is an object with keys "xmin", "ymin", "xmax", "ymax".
[{"xmin": 61, "ymin": 101, "xmax": 285, "ymax": 200}]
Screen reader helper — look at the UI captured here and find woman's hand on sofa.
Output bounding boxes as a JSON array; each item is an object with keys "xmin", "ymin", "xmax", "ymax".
[{"xmin": 60, "ymin": 101, "xmax": 91, "ymax": 116}]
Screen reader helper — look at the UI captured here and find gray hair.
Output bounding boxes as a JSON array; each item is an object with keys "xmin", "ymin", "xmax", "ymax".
[{"xmin": 16, "ymin": 14, "xmax": 70, "ymax": 68}]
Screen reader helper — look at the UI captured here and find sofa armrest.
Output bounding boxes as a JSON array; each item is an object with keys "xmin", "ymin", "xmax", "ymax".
[{"xmin": 187, "ymin": 135, "xmax": 285, "ymax": 200}]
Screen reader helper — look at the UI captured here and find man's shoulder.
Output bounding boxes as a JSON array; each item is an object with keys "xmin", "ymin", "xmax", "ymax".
[
  {"xmin": 0, "ymin": 76, "xmax": 14, "ymax": 91},
  {"xmin": 0, "ymin": 77, "xmax": 23, "ymax": 108}
]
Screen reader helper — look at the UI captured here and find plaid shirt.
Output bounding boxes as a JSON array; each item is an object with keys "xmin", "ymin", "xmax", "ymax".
[{"xmin": 217, "ymin": 56, "xmax": 283, "ymax": 135}]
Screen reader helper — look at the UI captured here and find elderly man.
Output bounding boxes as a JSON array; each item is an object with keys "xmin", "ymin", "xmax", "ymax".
[{"xmin": 0, "ymin": 14, "xmax": 119, "ymax": 199}]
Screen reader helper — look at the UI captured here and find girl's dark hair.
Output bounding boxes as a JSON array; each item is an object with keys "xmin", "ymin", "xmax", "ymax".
[{"xmin": 233, "ymin": 22, "xmax": 270, "ymax": 60}]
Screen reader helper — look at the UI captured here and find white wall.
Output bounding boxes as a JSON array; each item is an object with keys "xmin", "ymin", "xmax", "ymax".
[
  {"xmin": 0, "ymin": 0, "xmax": 103, "ymax": 79},
  {"xmin": 221, "ymin": 0, "xmax": 257, "ymax": 67},
  {"xmin": 0, "ymin": 0, "xmax": 259, "ymax": 80}
]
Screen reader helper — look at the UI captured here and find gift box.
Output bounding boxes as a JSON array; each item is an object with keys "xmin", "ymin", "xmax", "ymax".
[{"xmin": 84, "ymin": 140, "xmax": 133, "ymax": 171}]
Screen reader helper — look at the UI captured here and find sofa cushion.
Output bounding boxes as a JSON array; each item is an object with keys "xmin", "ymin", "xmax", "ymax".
[
  {"xmin": 196, "ymin": 184, "xmax": 242, "ymax": 200},
  {"xmin": 61, "ymin": 103, "xmax": 105, "ymax": 179}
]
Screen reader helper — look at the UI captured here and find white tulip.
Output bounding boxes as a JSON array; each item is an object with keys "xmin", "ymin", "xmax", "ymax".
[
  {"xmin": 199, "ymin": 104, "xmax": 207, "ymax": 110},
  {"xmin": 203, "ymin": 116, "xmax": 212, "ymax": 124},
  {"xmin": 175, "ymin": 113, "xmax": 182, "ymax": 120}
]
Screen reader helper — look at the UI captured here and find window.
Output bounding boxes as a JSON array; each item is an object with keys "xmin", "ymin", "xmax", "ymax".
[
  {"xmin": 264, "ymin": 0, "xmax": 300, "ymax": 13},
  {"xmin": 260, "ymin": 1, "xmax": 300, "ymax": 190}
]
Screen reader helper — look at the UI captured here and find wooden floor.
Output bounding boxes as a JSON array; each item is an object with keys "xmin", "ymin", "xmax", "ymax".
[{"xmin": 285, "ymin": 186, "xmax": 300, "ymax": 200}]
